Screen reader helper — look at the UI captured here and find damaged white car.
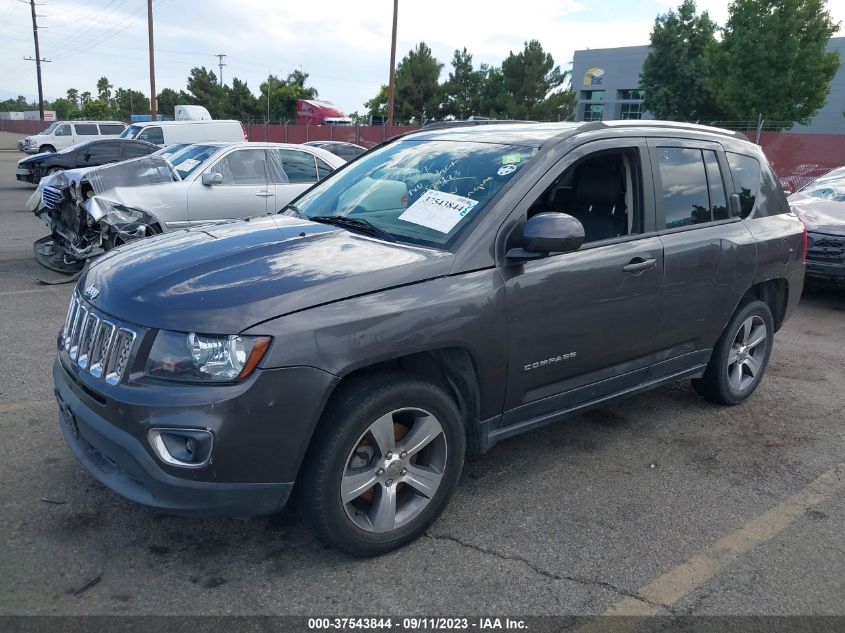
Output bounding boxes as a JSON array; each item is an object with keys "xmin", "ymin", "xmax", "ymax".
[{"xmin": 27, "ymin": 142, "xmax": 345, "ymax": 273}]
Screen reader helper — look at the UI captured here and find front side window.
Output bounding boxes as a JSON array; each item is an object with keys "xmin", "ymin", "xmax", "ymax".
[
  {"xmin": 124, "ymin": 141, "xmax": 155, "ymax": 158},
  {"xmin": 213, "ymin": 149, "xmax": 269, "ymax": 185},
  {"xmin": 55, "ymin": 124, "xmax": 72, "ymax": 137},
  {"xmin": 726, "ymin": 152, "xmax": 761, "ymax": 218},
  {"xmin": 286, "ymin": 139, "xmax": 538, "ymax": 249},
  {"xmin": 278, "ymin": 149, "xmax": 318, "ymax": 183},
  {"xmin": 527, "ymin": 148, "xmax": 644, "ymax": 244},
  {"xmin": 74, "ymin": 124, "xmax": 98, "ymax": 136},
  {"xmin": 120, "ymin": 125, "xmax": 143, "ymax": 139},
  {"xmin": 657, "ymin": 147, "xmax": 727, "ymax": 228},
  {"xmin": 85, "ymin": 141, "xmax": 121, "ymax": 157},
  {"xmin": 137, "ymin": 126, "xmax": 164, "ymax": 145}
]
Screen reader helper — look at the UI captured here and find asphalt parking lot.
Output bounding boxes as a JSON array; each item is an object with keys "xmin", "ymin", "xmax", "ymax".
[{"xmin": 0, "ymin": 133, "xmax": 843, "ymax": 617}]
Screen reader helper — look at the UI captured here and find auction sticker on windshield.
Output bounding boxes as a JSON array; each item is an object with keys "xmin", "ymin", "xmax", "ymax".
[{"xmin": 398, "ymin": 189, "xmax": 479, "ymax": 233}]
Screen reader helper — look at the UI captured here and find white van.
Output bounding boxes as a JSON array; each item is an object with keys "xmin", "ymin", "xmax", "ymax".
[
  {"xmin": 119, "ymin": 120, "xmax": 246, "ymax": 147},
  {"xmin": 21, "ymin": 121, "xmax": 126, "ymax": 154}
]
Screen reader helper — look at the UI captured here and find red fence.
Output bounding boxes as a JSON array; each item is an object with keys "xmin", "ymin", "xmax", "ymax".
[
  {"xmin": 3, "ymin": 118, "xmax": 844, "ymax": 188},
  {"xmin": 242, "ymin": 123, "xmax": 418, "ymax": 147},
  {"xmin": 742, "ymin": 131, "xmax": 845, "ymax": 191}
]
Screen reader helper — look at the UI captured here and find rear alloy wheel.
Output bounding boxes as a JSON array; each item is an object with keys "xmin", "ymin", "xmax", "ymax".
[
  {"xmin": 301, "ymin": 374, "xmax": 464, "ymax": 556},
  {"xmin": 693, "ymin": 299, "xmax": 774, "ymax": 405}
]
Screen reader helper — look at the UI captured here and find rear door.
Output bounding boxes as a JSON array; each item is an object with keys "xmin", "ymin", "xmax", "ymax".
[
  {"xmin": 187, "ymin": 147, "xmax": 275, "ymax": 224},
  {"xmin": 648, "ymin": 139, "xmax": 756, "ymax": 372}
]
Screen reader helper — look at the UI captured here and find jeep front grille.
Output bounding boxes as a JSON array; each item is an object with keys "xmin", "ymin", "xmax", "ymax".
[{"xmin": 62, "ymin": 293, "xmax": 137, "ymax": 385}]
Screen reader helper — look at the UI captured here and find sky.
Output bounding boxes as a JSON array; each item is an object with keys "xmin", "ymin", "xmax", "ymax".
[{"xmin": 0, "ymin": 0, "xmax": 843, "ymax": 116}]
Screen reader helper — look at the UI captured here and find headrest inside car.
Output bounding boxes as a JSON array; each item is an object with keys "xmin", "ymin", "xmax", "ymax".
[{"xmin": 575, "ymin": 164, "xmax": 621, "ymax": 205}]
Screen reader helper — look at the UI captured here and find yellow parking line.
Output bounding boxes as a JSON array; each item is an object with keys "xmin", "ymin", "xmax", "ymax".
[{"xmin": 599, "ymin": 463, "xmax": 844, "ymax": 618}]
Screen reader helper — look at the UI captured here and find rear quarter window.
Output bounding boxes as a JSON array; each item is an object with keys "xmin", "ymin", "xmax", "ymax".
[{"xmin": 726, "ymin": 152, "xmax": 761, "ymax": 218}]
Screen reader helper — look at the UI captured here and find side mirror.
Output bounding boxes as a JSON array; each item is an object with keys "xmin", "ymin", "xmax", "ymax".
[
  {"xmin": 507, "ymin": 212, "xmax": 585, "ymax": 262},
  {"xmin": 202, "ymin": 172, "xmax": 224, "ymax": 186}
]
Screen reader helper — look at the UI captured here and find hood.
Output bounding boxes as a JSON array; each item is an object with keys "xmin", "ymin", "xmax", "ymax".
[
  {"xmin": 79, "ymin": 214, "xmax": 453, "ymax": 333},
  {"xmin": 18, "ymin": 152, "xmax": 52, "ymax": 165},
  {"xmin": 789, "ymin": 194, "xmax": 845, "ymax": 236}
]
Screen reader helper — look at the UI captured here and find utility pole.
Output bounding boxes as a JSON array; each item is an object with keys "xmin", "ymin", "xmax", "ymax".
[
  {"xmin": 147, "ymin": 0, "xmax": 157, "ymax": 119},
  {"xmin": 386, "ymin": 0, "xmax": 398, "ymax": 126},
  {"xmin": 25, "ymin": 0, "xmax": 50, "ymax": 121},
  {"xmin": 215, "ymin": 53, "xmax": 227, "ymax": 86}
]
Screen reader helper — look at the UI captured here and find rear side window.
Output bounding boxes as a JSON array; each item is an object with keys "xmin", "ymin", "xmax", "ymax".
[
  {"xmin": 74, "ymin": 124, "xmax": 98, "ymax": 136},
  {"xmin": 137, "ymin": 126, "xmax": 164, "ymax": 145},
  {"xmin": 99, "ymin": 124, "xmax": 125, "ymax": 135},
  {"xmin": 657, "ymin": 147, "xmax": 729, "ymax": 228},
  {"xmin": 726, "ymin": 152, "xmax": 761, "ymax": 218},
  {"xmin": 278, "ymin": 149, "xmax": 318, "ymax": 183}
]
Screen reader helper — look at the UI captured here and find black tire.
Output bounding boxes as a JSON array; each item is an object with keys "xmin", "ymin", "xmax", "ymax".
[
  {"xmin": 300, "ymin": 372, "xmax": 465, "ymax": 556},
  {"xmin": 39, "ymin": 145, "xmax": 56, "ymax": 153},
  {"xmin": 693, "ymin": 299, "xmax": 774, "ymax": 405},
  {"xmin": 46, "ymin": 167, "xmax": 63, "ymax": 176}
]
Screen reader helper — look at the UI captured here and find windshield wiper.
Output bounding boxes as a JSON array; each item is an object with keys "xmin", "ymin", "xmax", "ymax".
[{"xmin": 309, "ymin": 215, "xmax": 396, "ymax": 242}]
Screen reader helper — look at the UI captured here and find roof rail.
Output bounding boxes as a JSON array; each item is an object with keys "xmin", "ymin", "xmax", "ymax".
[
  {"xmin": 595, "ymin": 119, "xmax": 746, "ymax": 139},
  {"xmin": 422, "ymin": 119, "xmax": 538, "ymax": 130}
]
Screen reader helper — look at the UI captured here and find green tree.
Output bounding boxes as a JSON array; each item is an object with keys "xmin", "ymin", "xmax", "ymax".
[
  {"xmin": 186, "ymin": 67, "xmax": 228, "ymax": 117},
  {"xmin": 364, "ymin": 84, "xmax": 388, "ymax": 119},
  {"xmin": 710, "ymin": 0, "xmax": 840, "ymax": 128},
  {"xmin": 501, "ymin": 40, "xmax": 564, "ymax": 119},
  {"xmin": 440, "ymin": 48, "xmax": 484, "ymax": 119},
  {"xmin": 66, "ymin": 88, "xmax": 79, "ymax": 112},
  {"xmin": 96, "ymin": 77, "xmax": 112, "ymax": 102},
  {"xmin": 479, "ymin": 65, "xmax": 509, "ymax": 118},
  {"xmin": 83, "ymin": 99, "xmax": 109, "ymax": 119},
  {"xmin": 50, "ymin": 97, "xmax": 73, "ymax": 120},
  {"xmin": 225, "ymin": 77, "xmax": 260, "ymax": 120},
  {"xmin": 80, "ymin": 91, "xmax": 92, "ymax": 108},
  {"xmin": 258, "ymin": 71, "xmax": 318, "ymax": 122},
  {"xmin": 537, "ymin": 87, "xmax": 577, "ymax": 121},
  {"xmin": 640, "ymin": 0, "xmax": 718, "ymax": 121},
  {"xmin": 111, "ymin": 87, "xmax": 147, "ymax": 119},
  {"xmin": 156, "ymin": 88, "xmax": 187, "ymax": 117},
  {"xmin": 394, "ymin": 42, "xmax": 443, "ymax": 123}
]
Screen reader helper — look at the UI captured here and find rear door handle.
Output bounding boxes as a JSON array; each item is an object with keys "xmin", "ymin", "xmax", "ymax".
[
  {"xmin": 255, "ymin": 190, "xmax": 274, "ymax": 198},
  {"xmin": 622, "ymin": 257, "xmax": 657, "ymax": 274}
]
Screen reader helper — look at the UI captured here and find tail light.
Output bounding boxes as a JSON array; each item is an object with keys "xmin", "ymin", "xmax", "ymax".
[
  {"xmin": 241, "ymin": 123, "xmax": 248, "ymax": 141},
  {"xmin": 801, "ymin": 223, "xmax": 808, "ymax": 261}
]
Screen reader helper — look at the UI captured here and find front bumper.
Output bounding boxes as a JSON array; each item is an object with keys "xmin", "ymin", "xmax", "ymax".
[
  {"xmin": 53, "ymin": 356, "xmax": 337, "ymax": 516},
  {"xmin": 15, "ymin": 167, "xmax": 38, "ymax": 184},
  {"xmin": 805, "ymin": 260, "xmax": 845, "ymax": 285}
]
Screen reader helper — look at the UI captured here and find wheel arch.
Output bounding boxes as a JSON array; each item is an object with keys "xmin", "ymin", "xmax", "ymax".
[{"xmin": 740, "ymin": 278, "xmax": 789, "ymax": 332}]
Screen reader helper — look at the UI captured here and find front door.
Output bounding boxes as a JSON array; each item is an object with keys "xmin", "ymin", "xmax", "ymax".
[
  {"xmin": 187, "ymin": 147, "xmax": 276, "ymax": 225},
  {"xmin": 500, "ymin": 138, "xmax": 663, "ymax": 427}
]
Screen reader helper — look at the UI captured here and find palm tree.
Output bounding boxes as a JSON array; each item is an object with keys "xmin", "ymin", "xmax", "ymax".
[
  {"xmin": 66, "ymin": 88, "xmax": 79, "ymax": 111},
  {"xmin": 96, "ymin": 77, "xmax": 112, "ymax": 102}
]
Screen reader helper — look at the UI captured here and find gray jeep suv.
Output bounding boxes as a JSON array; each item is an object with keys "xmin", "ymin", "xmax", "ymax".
[{"xmin": 53, "ymin": 120, "xmax": 805, "ymax": 555}]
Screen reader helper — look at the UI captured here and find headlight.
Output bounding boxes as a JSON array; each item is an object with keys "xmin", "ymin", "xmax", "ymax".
[{"xmin": 145, "ymin": 330, "xmax": 271, "ymax": 382}]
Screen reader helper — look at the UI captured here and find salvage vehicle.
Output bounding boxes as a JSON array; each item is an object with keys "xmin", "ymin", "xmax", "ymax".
[
  {"xmin": 304, "ymin": 140, "xmax": 367, "ymax": 161},
  {"xmin": 53, "ymin": 121, "xmax": 805, "ymax": 555},
  {"xmin": 789, "ymin": 168, "xmax": 845, "ymax": 285},
  {"xmin": 20, "ymin": 121, "xmax": 126, "ymax": 154},
  {"xmin": 119, "ymin": 119, "xmax": 247, "ymax": 146},
  {"xmin": 28, "ymin": 142, "xmax": 344, "ymax": 271},
  {"xmin": 16, "ymin": 138, "xmax": 158, "ymax": 184}
]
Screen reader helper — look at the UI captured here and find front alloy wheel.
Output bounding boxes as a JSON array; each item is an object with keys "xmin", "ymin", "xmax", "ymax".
[
  {"xmin": 342, "ymin": 408, "xmax": 447, "ymax": 533},
  {"xmin": 301, "ymin": 374, "xmax": 465, "ymax": 556}
]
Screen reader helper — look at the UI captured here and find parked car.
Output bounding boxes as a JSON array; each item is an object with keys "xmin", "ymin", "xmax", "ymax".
[
  {"xmin": 19, "ymin": 121, "xmax": 126, "ymax": 154},
  {"xmin": 119, "ymin": 120, "xmax": 247, "ymax": 147},
  {"xmin": 28, "ymin": 142, "xmax": 344, "ymax": 265},
  {"xmin": 15, "ymin": 138, "xmax": 158, "ymax": 184},
  {"xmin": 789, "ymin": 167, "xmax": 845, "ymax": 285},
  {"xmin": 52, "ymin": 120, "xmax": 804, "ymax": 555},
  {"xmin": 304, "ymin": 140, "xmax": 367, "ymax": 161}
]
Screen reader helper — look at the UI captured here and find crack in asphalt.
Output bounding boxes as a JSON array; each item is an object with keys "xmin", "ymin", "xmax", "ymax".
[{"xmin": 425, "ymin": 532, "xmax": 673, "ymax": 614}]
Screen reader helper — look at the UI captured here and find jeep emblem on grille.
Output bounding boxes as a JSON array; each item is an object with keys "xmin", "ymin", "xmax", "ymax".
[{"xmin": 83, "ymin": 285, "xmax": 99, "ymax": 301}]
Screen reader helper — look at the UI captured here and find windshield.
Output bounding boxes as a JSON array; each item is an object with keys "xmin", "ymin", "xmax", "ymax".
[
  {"xmin": 804, "ymin": 178, "xmax": 845, "ymax": 205},
  {"xmin": 167, "ymin": 144, "xmax": 221, "ymax": 179},
  {"xmin": 153, "ymin": 143, "xmax": 190, "ymax": 159},
  {"xmin": 284, "ymin": 139, "xmax": 537, "ymax": 249},
  {"xmin": 120, "ymin": 125, "xmax": 143, "ymax": 139},
  {"xmin": 40, "ymin": 122, "xmax": 59, "ymax": 135}
]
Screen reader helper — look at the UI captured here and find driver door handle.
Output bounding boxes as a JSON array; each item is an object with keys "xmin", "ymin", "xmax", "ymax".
[
  {"xmin": 255, "ymin": 190, "xmax": 274, "ymax": 198},
  {"xmin": 622, "ymin": 257, "xmax": 657, "ymax": 274}
]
